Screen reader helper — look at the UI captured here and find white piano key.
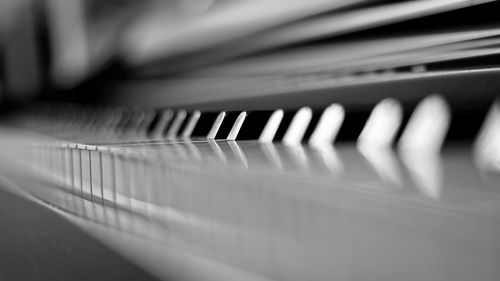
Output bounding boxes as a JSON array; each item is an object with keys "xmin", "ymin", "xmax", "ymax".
[
  {"xmin": 45, "ymin": 144, "xmax": 53, "ymax": 180},
  {"xmin": 78, "ymin": 144, "xmax": 93, "ymax": 197},
  {"xmin": 98, "ymin": 150, "xmax": 105, "ymax": 199},
  {"xmin": 88, "ymin": 145, "xmax": 104, "ymax": 200},
  {"xmin": 57, "ymin": 145, "xmax": 64, "ymax": 182},
  {"xmin": 86, "ymin": 146, "xmax": 96, "ymax": 199},
  {"xmin": 207, "ymin": 112, "xmax": 226, "ymax": 139},
  {"xmin": 129, "ymin": 154, "xmax": 145, "ymax": 212},
  {"xmin": 309, "ymin": 104, "xmax": 345, "ymax": 147},
  {"xmin": 180, "ymin": 111, "xmax": 201, "ymax": 139},
  {"xmin": 358, "ymin": 98, "xmax": 402, "ymax": 146},
  {"xmin": 283, "ymin": 107, "xmax": 313, "ymax": 146},
  {"xmin": 56, "ymin": 144, "xmax": 64, "ymax": 185},
  {"xmin": 61, "ymin": 143, "xmax": 71, "ymax": 188},
  {"xmin": 259, "ymin": 110, "xmax": 284, "ymax": 143},
  {"xmin": 50, "ymin": 144, "xmax": 58, "ymax": 182},
  {"xmin": 68, "ymin": 143, "xmax": 77, "ymax": 193},
  {"xmin": 76, "ymin": 144, "xmax": 85, "ymax": 195},
  {"xmin": 166, "ymin": 110, "xmax": 187, "ymax": 140},
  {"xmin": 98, "ymin": 146, "xmax": 117, "ymax": 203},
  {"xmin": 47, "ymin": 144, "xmax": 55, "ymax": 181},
  {"xmin": 398, "ymin": 95, "xmax": 451, "ymax": 153},
  {"xmin": 114, "ymin": 149, "xmax": 132, "ymax": 206},
  {"xmin": 227, "ymin": 112, "xmax": 247, "ymax": 141}
]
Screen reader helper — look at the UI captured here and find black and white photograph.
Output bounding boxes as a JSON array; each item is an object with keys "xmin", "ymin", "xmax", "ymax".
[{"xmin": 0, "ymin": 0, "xmax": 499, "ymax": 280}]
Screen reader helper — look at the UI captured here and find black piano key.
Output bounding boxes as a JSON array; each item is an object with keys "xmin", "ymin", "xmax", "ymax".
[
  {"xmin": 191, "ymin": 112, "xmax": 220, "ymax": 138},
  {"xmin": 336, "ymin": 108, "xmax": 371, "ymax": 142},
  {"xmin": 272, "ymin": 111, "xmax": 296, "ymax": 141},
  {"xmin": 445, "ymin": 104, "xmax": 491, "ymax": 143},
  {"xmin": 301, "ymin": 110, "xmax": 322, "ymax": 142},
  {"xmin": 178, "ymin": 111, "xmax": 201, "ymax": 139},
  {"xmin": 115, "ymin": 109, "xmax": 132, "ymax": 135},
  {"xmin": 393, "ymin": 104, "xmax": 415, "ymax": 146},
  {"xmin": 215, "ymin": 112, "xmax": 242, "ymax": 140},
  {"xmin": 236, "ymin": 111, "xmax": 275, "ymax": 140},
  {"xmin": 308, "ymin": 104, "xmax": 345, "ymax": 146},
  {"xmin": 148, "ymin": 109, "xmax": 174, "ymax": 139},
  {"xmin": 146, "ymin": 109, "xmax": 162, "ymax": 136},
  {"xmin": 124, "ymin": 109, "xmax": 147, "ymax": 136},
  {"xmin": 165, "ymin": 110, "xmax": 187, "ymax": 139},
  {"xmin": 136, "ymin": 109, "xmax": 156, "ymax": 137},
  {"xmin": 159, "ymin": 110, "xmax": 178, "ymax": 138}
]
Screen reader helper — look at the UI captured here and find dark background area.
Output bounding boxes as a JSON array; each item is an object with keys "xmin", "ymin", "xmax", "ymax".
[{"xmin": 0, "ymin": 187, "xmax": 159, "ymax": 281}]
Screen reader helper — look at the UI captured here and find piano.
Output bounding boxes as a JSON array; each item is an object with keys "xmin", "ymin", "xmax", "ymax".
[{"xmin": 0, "ymin": 1, "xmax": 499, "ymax": 280}]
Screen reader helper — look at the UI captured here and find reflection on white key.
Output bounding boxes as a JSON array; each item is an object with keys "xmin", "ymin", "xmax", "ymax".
[
  {"xmin": 398, "ymin": 95, "xmax": 450, "ymax": 153},
  {"xmin": 180, "ymin": 111, "xmax": 201, "ymax": 139},
  {"xmin": 208, "ymin": 140, "xmax": 227, "ymax": 163},
  {"xmin": 311, "ymin": 145, "xmax": 343, "ymax": 174},
  {"xmin": 259, "ymin": 110, "xmax": 284, "ymax": 143},
  {"xmin": 228, "ymin": 141, "xmax": 248, "ymax": 169},
  {"xmin": 359, "ymin": 145, "xmax": 402, "ymax": 186},
  {"xmin": 309, "ymin": 104, "xmax": 344, "ymax": 147},
  {"xmin": 474, "ymin": 101, "xmax": 500, "ymax": 172},
  {"xmin": 284, "ymin": 145, "xmax": 309, "ymax": 170},
  {"xmin": 184, "ymin": 141, "xmax": 203, "ymax": 162},
  {"xmin": 151, "ymin": 109, "xmax": 173, "ymax": 139},
  {"xmin": 260, "ymin": 143, "xmax": 284, "ymax": 171},
  {"xmin": 283, "ymin": 107, "xmax": 313, "ymax": 146},
  {"xmin": 207, "ymin": 112, "xmax": 226, "ymax": 139},
  {"xmin": 400, "ymin": 150, "xmax": 443, "ymax": 200},
  {"xmin": 227, "ymin": 112, "xmax": 247, "ymax": 140},
  {"xmin": 166, "ymin": 110, "xmax": 187, "ymax": 140},
  {"xmin": 171, "ymin": 143, "xmax": 189, "ymax": 160},
  {"xmin": 358, "ymin": 98, "xmax": 402, "ymax": 146}
]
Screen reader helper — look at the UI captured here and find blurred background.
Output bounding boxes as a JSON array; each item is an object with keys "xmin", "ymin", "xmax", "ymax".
[
  {"xmin": 2, "ymin": 0, "xmax": 500, "ymax": 110},
  {"xmin": 1, "ymin": 1, "xmax": 500, "ymax": 281}
]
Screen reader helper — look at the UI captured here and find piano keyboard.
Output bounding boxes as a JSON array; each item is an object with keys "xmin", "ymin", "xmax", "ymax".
[
  {"xmin": 4, "ymin": 1, "xmax": 500, "ymax": 280},
  {"xmin": 0, "ymin": 94, "xmax": 499, "ymax": 281}
]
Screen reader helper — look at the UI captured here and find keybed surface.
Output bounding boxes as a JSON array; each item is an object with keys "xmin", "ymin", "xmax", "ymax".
[{"xmin": 1, "ymin": 95, "xmax": 500, "ymax": 281}]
